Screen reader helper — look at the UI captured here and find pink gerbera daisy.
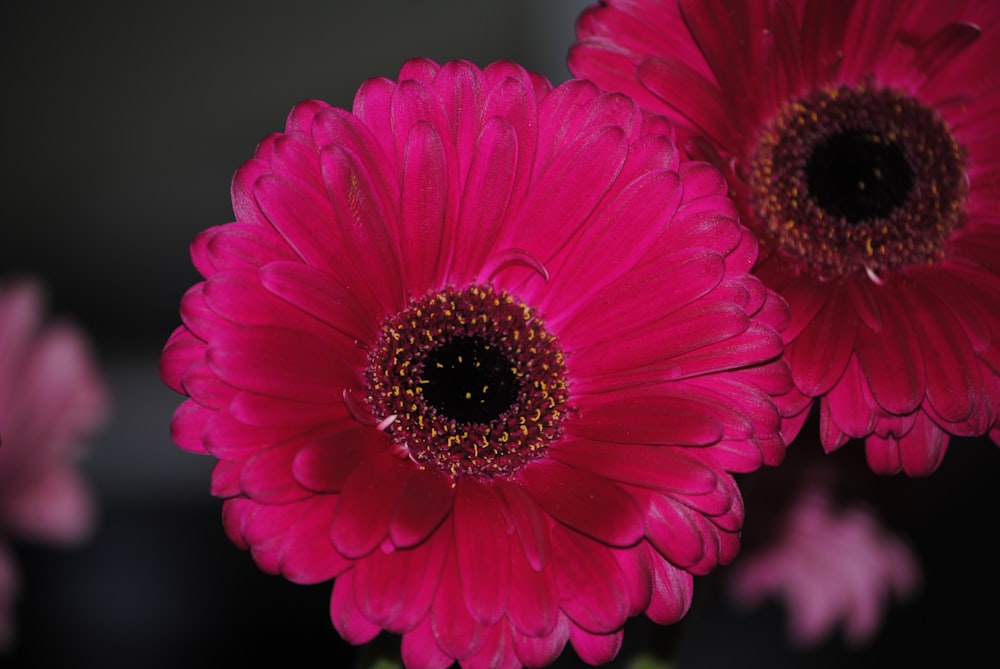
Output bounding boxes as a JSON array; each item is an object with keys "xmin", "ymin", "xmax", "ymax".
[
  {"xmin": 570, "ymin": 0, "xmax": 1000, "ymax": 475},
  {"xmin": 160, "ymin": 59, "xmax": 792, "ymax": 668},
  {"xmin": 0, "ymin": 279, "xmax": 108, "ymax": 649}
]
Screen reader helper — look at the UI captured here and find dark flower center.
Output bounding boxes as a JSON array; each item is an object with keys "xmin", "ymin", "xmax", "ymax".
[
  {"xmin": 421, "ymin": 335, "xmax": 520, "ymax": 424},
  {"xmin": 366, "ymin": 285, "xmax": 569, "ymax": 478},
  {"xmin": 748, "ymin": 83, "xmax": 967, "ymax": 278},
  {"xmin": 805, "ymin": 129, "xmax": 914, "ymax": 223}
]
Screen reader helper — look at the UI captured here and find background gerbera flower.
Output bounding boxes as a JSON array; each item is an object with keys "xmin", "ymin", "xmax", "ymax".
[
  {"xmin": 0, "ymin": 279, "xmax": 108, "ymax": 649},
  {"xmin": 728, "ymin": 479, "xmax": 921, "ymax": 648},
  {"xmin": 569, "ymin": 0, "xmax": 1000, "ymax": 476},
  {"xmin": 160, "ymin": 58, "xmax": 794, "ymax": 667}
]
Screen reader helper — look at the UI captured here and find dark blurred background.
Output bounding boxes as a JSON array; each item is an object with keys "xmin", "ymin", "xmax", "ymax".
[{"xmin": 1, "ymin": 1, "xmax": 996, "ymax": 667}]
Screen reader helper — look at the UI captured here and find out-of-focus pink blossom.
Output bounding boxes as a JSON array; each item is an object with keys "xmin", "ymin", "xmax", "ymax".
[
  {"xmin": 728, "ymin": 482, "xmax": 921, "ymax": 647},
  {"xmin": 0, "ymin": 279, "xmax": 108, "ymax": 649}
]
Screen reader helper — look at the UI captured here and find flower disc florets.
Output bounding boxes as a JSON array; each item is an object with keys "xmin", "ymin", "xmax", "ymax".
[
  {"xmin": 367, "ymin": 285, "xmax": 569, "ymax": 478},
  {"xmin": 749, "ymin": 83, "xmax": 967, "ymax": 279}
]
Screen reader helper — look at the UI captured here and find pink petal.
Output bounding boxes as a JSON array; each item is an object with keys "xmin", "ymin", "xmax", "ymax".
[
  {"xmin": 453, "ymin": 480, "xmax": 510, "ymax": 625},
  {"xmin": 644, "ymin": 492, "xmax": 707, "ymax": 571},
  {"xmin": 331, "ymin": 451, "xmax": 413, "ymax": 558},
  {"xmin": 447, "ymin": 116, "xmax": 519, "ymax": 282},
  {"xmin": 518, "ymin": 459, "xmax": 644, "ymax": 547},
  {"xmin": 844, "ymin": 276, "xmax": 883, "ymax": 332},
  {"xmin": 252, "ymin": 172, "xmax": 342, "ymax": 273},
  {"xmin": 389, "ymin": 466, "xmax": 455, "ymax": 549},
  {"xmin": 794, "ymin": 0, "xmax": 855, "ymax": 81},
  {"xmin": 398, "ymin": 120, "xmax": 450, "ymax": 294},
  {"xmin": 568, "ymin": 33, "xmax": 666, "ymax": 107},
  {"xmin": 680, "ymin": 375, "xmax": 777, "ymax": 437},
  {"xmin": 259, "ymin": 260, "xmax": 381, "ymax": 344},
  {"xmin": 463, "ymin": 622, "xmax": 520, "ymax": 669},
  {"xmin": 221, "ymin": 497, "xmax": 254, "ymax": 549},
  {"xmin": 568, "ymin": 626, "xmax": 624, "ymax": 666},
  {"xmin": 231, "ymin": 159, "xmax": 273, "ymax": 228},
  {"xmin": 494, "ymin": 478, "xmax": 550, "ymax": 571},
  {"xmin": 531, "ymin": 79, "xmax": 602, "ymax": 165},
  {"xmin": 507, "ymin": 536, "xmax": 558, "ymax": 637},
  {"xmin": 612, "ymin": 544, "xmax": 653, "ymax": 616},
  {"xmin": 169, "ymin": 399, "xmax": 211, "ymax": 454},
  {"xmin": 636, "ymin": 56, "xmax": 739, "ymax": 150},
  {"xmin": 900, "ymin": 279, "xmax": 980, "ymax": 424},
  {"xmin": 662, "ymin": 323, "xmax": 785, "ymax": 381},
  {"xmin": 787, "ymin": 286, "xmax": 858, "ymax": 396},
  {"xmin": 229, "ymin": 389, "xmax": 348, "ymax": 429},
  {"xmin": 669, "ymin": 202, "xmax": 743, "ymax": 255},
  {"xmin": 208, "ymin": 325, "xmax": 360, "ymax": 402},
  {"xmin": 329, "ymin": 570, "xmax": 382, "ymax": 644},
  {"xmin": 511, "ymin": 616, "xmax": 570, "ymax": 668},
  {"xmin": 239, "ymin": 497, "xmax": 314, "ymax": 553},
  {"xmin": 541, "ymin": 168, "xmax": 683, "ymax": 314},
  {"xmin": 159, "ymin": 326, "xmax": 204, "ymax": 394},
  {"xmin": 493, "ymin": 126, "xmax": 628, "ymax": 277},
  {"xmin": 210, "ymin": 459, "xmax": 243, "ymax": 498},
  {"xmin": 401, "ymin": 618, "xmax": 454, "ymax": 669},
  {"xmin": 569, "ymin": 302, "xmax": 751, "ymax": 381},
  {"xmin": 676, "ymin": 0, "xmax": 772, "ymax": 117},
  {"xmin": 239, "ymin": 439, "xmax": 312, "ymax": 503},
  {"xmin": 853, "ymin": 285, "xmax": 925, "ymax": 415},
  {"xmin": 292, "ymin": 426, "xmax": 387, "ymax": 493},
  {"xmin": 354, "ymin": 522, "xmax": 449, "ymax": 633},
  {"xmin": 275, "ymin": 496, "xmax": 350, "ymax": 584},
  {"xmin": 431, "ymin": 546, "xmax": 485, "ymax": 660},
  {"xmin": 479, "ymin": 71, "xmax": 539, "ymax": 207},
  {"xmin": 565, "ymin": 392, "xmax": 724, "ymax": 447},
  {"xmin": 555, "ymin": 247, "xmax": 726, "ymax": 346},
  {"xmin": 645, "ymin": 544, "xmax": 695, "ymax": 625},
  {"xmin": 551, "ymin": 525, "xmax": 630, "ymax": 634},
  {"xmin": 823, "ymin": 355, "xmax": 878, "ymax": 440},
  {"xmin": 179, "ymin": 283, "xmax": 227, "ymax": 342},
  {"xmin": 310, "ymin": 106, "xmax": 396, "ymax": 207},
  {"xmin": 550, "ymin": 440, "xmax": 717, "ymax": 496},
  {"xmin": 433, "ymin": 60, "xmax": 485, "ymax": 177},
  {"xmin": 351, "ymin": 76, "xmax": 397, "ymax": 162},
  {"xmin": 203, "ymin": 222, "xmax": 298, "ymax": 271},
  {"xmin": 319, "ymin": 144, "xmax": 406, "ymax": 313},
  {"xmin": 282, "ymin": 98, "xmax": 329, "ymax": 135},
  {"xmin": 179, "ymin": 359, "xmax": 236, "ymax": 410},
  {"xmin": 819, "ymin": 397, "xmax": 851, "ymax": 452},
  {"xmin": 202, "ymin": 408, "xmax": 296, "ymax": 460},
  {"xmin": 390, "ymin": 78, "xmax": 451, "ymax": 166},
  {"xmin": 864, "ymin": 433, "xmax": 903, "ymax": 475},
  {"xmin": 897, "ymin": 413, "xmax": 950, "ymax": 476}
]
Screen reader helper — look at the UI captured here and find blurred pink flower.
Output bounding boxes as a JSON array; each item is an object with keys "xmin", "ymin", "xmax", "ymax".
[
  {"xmin": 0, "ymin": 279, "xmax": 108, "ymax": 649},
  {"xmin": 728, "ymin": 482, "xmax": 921, "ymax": 647},
  {"xmin": 161, "ymin": 59, "xmax": 794, "ymax": 667},
  {"xmin": 569, "ymin": 0, "xmax": 1000, "ymax": 476}
]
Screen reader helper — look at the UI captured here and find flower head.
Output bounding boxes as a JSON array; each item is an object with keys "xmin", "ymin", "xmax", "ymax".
[
  {"xmin": 728, "ymin": 480, "xmax": 921, "ymax": 647},
  {"xmin": 160, "ymin": 59, "xmax": 792, "ymax": 667},
  {"xmin": 0, "ymin": 280, "xmax": 108, "ymax": 649},
  {"xmin": 570, "ymin": 0, "xmax": 1000, "ymax": 475}
]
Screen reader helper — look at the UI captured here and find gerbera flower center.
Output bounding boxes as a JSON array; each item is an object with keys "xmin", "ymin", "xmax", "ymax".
[
  {"xmin": 366, "ymin": 285, "xmax": 569, "ymax": 479},
  {"xmin": 805, "ymin": 129, "xmax": 914, "ymax": 223},
  {"xmin": 748, "ymin": 83, "xmax": 967, "ymax": 278}
]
